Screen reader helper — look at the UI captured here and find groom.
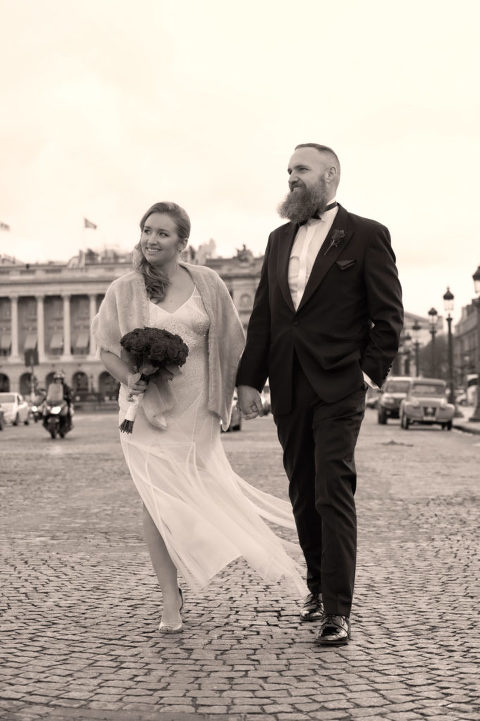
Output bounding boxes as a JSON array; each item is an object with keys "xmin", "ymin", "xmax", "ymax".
[{"xmin": 237, "ymin": 143, "xmax": 403, "ymax": 646}]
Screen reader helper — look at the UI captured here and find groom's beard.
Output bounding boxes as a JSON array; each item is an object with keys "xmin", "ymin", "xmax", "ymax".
[{"xmin": 278, "ymin": 179, "xmax": 330, "ymax": 224}]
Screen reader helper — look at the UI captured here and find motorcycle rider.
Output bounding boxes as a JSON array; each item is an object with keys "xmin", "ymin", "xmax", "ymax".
[{"xmin": 45, "ymin": 371, "xmax": 73, "ymax": 432}]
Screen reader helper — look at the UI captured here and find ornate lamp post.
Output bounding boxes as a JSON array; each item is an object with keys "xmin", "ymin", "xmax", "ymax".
[
  {"xmin": 403, "ymin": 332, "xmax": 412, "ymax": 375},
  {"xmin": 412, "ymin": 320, "xmax": 421, "ymax": 377},
  {"xmin": 443, "ymin": 287, "xmax": 455, "ymax": 404},
  {"xmin": 470, "ymin": 266, "xmax": 480, "ymax": 422},
  {"xmin": 428, "ymin": 307, "xmax": 438, "ymax": 377}
]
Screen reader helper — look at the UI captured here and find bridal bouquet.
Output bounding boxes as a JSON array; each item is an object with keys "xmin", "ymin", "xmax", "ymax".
[{"xmin": 119, "ymin": 327, "xmax": 189, "ymax": 434}]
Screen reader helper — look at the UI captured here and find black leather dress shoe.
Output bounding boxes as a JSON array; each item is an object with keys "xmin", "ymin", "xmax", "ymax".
[
  {"xmin": 300, "ymin": 592, "xmax": 324, "ymax": 622},
  {"xmin": 314, "ymin": 615, "xmax": 350, "ymax": 646}
]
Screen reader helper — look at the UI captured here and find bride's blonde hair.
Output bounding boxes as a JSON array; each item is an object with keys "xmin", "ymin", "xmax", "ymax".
[{"xmin": 133, "ymin": 202, "xmax": 191, "ymax": 302}]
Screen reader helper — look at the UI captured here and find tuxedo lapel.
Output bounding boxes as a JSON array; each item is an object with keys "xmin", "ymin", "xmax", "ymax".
[
  {"xmin": 297, "ymin": 205, "xmax": 353, "ymax": 312},
  {"xmin": 277, "ymin": 222, "xmax": 298, "ymax": 312}
]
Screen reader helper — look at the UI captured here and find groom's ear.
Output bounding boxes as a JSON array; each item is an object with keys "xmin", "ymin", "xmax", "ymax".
[{"xmin": 324, "ymin": 163, "xmax": 340, "ymax": 193}]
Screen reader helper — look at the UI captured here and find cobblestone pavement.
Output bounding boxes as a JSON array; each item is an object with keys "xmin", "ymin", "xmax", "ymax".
[{"xmin": 1, "ymin": 409, "xmax": 479, "ymax": 721}]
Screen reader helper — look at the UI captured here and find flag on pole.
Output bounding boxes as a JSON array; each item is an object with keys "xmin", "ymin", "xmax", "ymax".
[
  {"xmin": 84, "ymin": 218, "xmax": 97, "ymax": 229},
  {"xmin": 0, "ymin": 221, "xmax": 10, "ymax": 231}
]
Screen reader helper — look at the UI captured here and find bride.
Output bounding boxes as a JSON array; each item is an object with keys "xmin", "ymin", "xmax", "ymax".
[{"xmin": 92, "ymin": 201, "xmax": 306, "ymax": 633}]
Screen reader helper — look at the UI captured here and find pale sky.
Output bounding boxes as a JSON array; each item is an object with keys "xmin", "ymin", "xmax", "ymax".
[{"xmin": 1, "ymin": 0, "xmax": 479, "ymax": 322}]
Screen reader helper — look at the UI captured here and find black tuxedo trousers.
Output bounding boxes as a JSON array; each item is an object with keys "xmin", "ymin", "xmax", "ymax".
[{"xmin": 275, "ymin": 354, "xmax": 366, "ymax": 616}]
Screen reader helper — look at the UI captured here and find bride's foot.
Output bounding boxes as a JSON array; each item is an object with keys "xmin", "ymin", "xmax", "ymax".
[{"xmin": 159, "ymin": 587, "xmax": 184, "ymax": 634}]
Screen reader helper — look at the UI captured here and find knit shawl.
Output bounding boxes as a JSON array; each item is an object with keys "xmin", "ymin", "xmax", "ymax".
[{"xmin": 91, "ymin": 262, "xmax": 246, "ymax": 430}]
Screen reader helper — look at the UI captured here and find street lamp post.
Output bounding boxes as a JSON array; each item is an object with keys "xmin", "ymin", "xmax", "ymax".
[
  {"xmin": 470, "ymin": 266, "xmax": 480, "ymax": 422},
  {"xmin": 428, "ymin": 307, "xmax": 438, "ymax": 377},
  {"xmin": 412, "ymin": 320, "xmax": 421, "ymax": 377},
  {"xmin": 403, "ymin": 332, "xmax": 412, "ymax": 375},
  {"xmin": 443, "ymin": 287, "xmax": 455, "ymax": 405}
]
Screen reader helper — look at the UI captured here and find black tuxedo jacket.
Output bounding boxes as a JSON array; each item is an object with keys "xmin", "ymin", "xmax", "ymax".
[{"xmin": 236, "ymin": 204, "xmax": 404, "ymax": 415}]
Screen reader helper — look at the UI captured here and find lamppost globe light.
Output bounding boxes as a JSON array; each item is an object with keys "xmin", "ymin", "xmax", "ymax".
[
  {"xmin": 443, "ymin": 287, "xmax": 454, "ymax": 314},
  {"xmin": 473, "ymin": 265, "xmax": 480, "ymax": 296},
  {"xmin": 411, "ymin": 319, "xmax": 421, "ymax": 340},
  {"xmin": 428, "ymin": 307, "xmax": 439, "ymax": 329}
]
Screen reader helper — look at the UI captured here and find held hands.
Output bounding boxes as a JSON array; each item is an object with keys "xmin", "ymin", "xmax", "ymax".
[{"xmin": 237, "ymin": 385, "xmax": 263, "ymax": 420}]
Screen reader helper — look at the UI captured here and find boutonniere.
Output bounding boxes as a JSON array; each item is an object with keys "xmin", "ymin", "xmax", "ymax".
[{"xmin": 324, "ymin": 229, "xmax": 346, "ymax": 255}]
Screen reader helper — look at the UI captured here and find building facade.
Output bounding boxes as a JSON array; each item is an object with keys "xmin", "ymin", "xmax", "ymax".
[
  {"xmin": 0, "ymin": 246, "xmax": 262, "ymax": 397},
  {"xmin": 454, "ymin": 300, "xmax": 479, "ymax": 387},
  {"xmin": 1, "ymin": 243, "xmax": 445, "ymax": 398}
]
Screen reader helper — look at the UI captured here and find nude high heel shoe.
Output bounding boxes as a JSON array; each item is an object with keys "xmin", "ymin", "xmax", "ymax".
[{"xmin": 158, "ymin": 588, "xmax": 184, "ymax": 634}]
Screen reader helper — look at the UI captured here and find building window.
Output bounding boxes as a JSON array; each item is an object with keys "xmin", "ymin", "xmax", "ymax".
[
  {"xmin": 0, "ymin": 329, "xmax": 10, "ymax": 356},
  {"xmin": 49, "ymin": 332, "xmax": 63, "ymax": 355},
  {"xmin": 72, "ymin": 329, "xmax": 90, "ymax": 355}
]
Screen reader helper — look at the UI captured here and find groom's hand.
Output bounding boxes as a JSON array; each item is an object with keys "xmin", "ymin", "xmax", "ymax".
[{"xmin": 237, "ymin": 385, "xmax": 263, "ymax": 420}]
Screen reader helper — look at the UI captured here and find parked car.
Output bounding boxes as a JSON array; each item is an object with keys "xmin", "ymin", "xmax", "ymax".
[
  {"xmin": 377, "ymin": 377, "xmax": 412, "ymax": 424},
  {"xmin": 399, "ymin": 378, "xmax": 454, "ymax": 430},
  {"xmin": 222, "ymin": 394, "xmax": 242, "ymax": 432},
  {"xmin": 0, "ymin": 392, "xmax": 30, "ymax": 425},
  {"xmin": 366, "ymin": 387, "xmax": 381, "ymax": 409},
  {"xmin": 261, "ymin": 385, "xmax": 271, "ymax": 415}
]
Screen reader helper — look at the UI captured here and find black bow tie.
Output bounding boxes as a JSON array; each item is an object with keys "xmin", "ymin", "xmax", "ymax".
[
  {"xmin": 299, "ymin": 201, "xmax": 338, "ymax": 225},
  {"xmin": 312, "ymin": 201, "xmax": 338, "ymax": 218}
]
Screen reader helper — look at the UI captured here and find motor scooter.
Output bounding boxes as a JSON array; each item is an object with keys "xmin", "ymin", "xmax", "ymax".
[{"xmin": 42, "ymin": 400, "xmax": 73, "ymax": 439}]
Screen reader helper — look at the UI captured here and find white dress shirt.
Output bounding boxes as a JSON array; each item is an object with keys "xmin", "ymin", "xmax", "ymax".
[
  {"xmin": 288, "ymin": 201, "xmax": 338, "ymax": 310},
  {"xmin": 287, "ymin": 200, "xmax": 378, "ymax": 390}
]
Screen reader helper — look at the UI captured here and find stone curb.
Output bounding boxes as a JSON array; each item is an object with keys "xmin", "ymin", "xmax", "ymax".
[{"xmin": 453, "ymin": 421, "xmax": 480, "ymax": 435}]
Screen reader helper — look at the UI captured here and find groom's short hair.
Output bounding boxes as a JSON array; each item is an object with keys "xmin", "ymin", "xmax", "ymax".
[{"xmin": 295, "ymin": 143, "xmax": 340, "ymax": 172}]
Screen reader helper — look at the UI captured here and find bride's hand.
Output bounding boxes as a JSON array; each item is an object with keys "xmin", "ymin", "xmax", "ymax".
[
  {"xmin": 237, "ymin": 385, "xmax": 263, "ymax": 420},
  {"xmin": 127, "ymin": 372, "xmax": 148, "ymax": 395},
  {"xmin": 139, "ymin": 363, "xmax": 174, "ymax": 381}
]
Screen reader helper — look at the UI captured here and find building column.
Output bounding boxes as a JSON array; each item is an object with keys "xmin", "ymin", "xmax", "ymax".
[
  {"xmin": 88, "ymin": 293, "xmax": 97, "ymax": 359},
  {"xmin": 10, "ymin": 296, "xmax": 20, "ymax": 361},
  {"xmin": 36, "ymin": 295, "xmax": 45, "ymax": 362},
  {"xmin": 62, "ymin": 294, "xmax": 72, "ymax": 360}
]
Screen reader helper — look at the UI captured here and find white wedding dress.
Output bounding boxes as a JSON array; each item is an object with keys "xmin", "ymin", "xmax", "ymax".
[{"xmin": 118, "ymin": 287, "xmax": 306, "ymax": 596}]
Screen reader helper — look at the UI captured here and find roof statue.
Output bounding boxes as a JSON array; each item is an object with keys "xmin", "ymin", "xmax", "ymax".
[{"xmin": 236, "ymin": 244, "xmax": 254, "ymax": 263}]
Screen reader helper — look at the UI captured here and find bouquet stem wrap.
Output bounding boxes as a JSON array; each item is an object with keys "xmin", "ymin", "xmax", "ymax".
[
  {"xmin": 119, "ymin": 328, "xmax": 189, "ymax": 434},
  {"xmin": 120, "ymin": 391, "xmax": 143, "ymax": 434}
]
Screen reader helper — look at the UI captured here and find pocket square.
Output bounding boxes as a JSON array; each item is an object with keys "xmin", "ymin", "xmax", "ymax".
[{"xmin": 336, "ymin": 259, "xmax": 357, "ymax": 270}]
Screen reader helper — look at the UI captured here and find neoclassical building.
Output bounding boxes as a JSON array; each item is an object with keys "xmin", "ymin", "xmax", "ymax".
[
  {"xmin": 1, "ymin": 243, "xmax": 444, "ymax": 398},
  {"xmin": 0, "ymin": 245, "xmax": 262, "ymax": 398}
]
